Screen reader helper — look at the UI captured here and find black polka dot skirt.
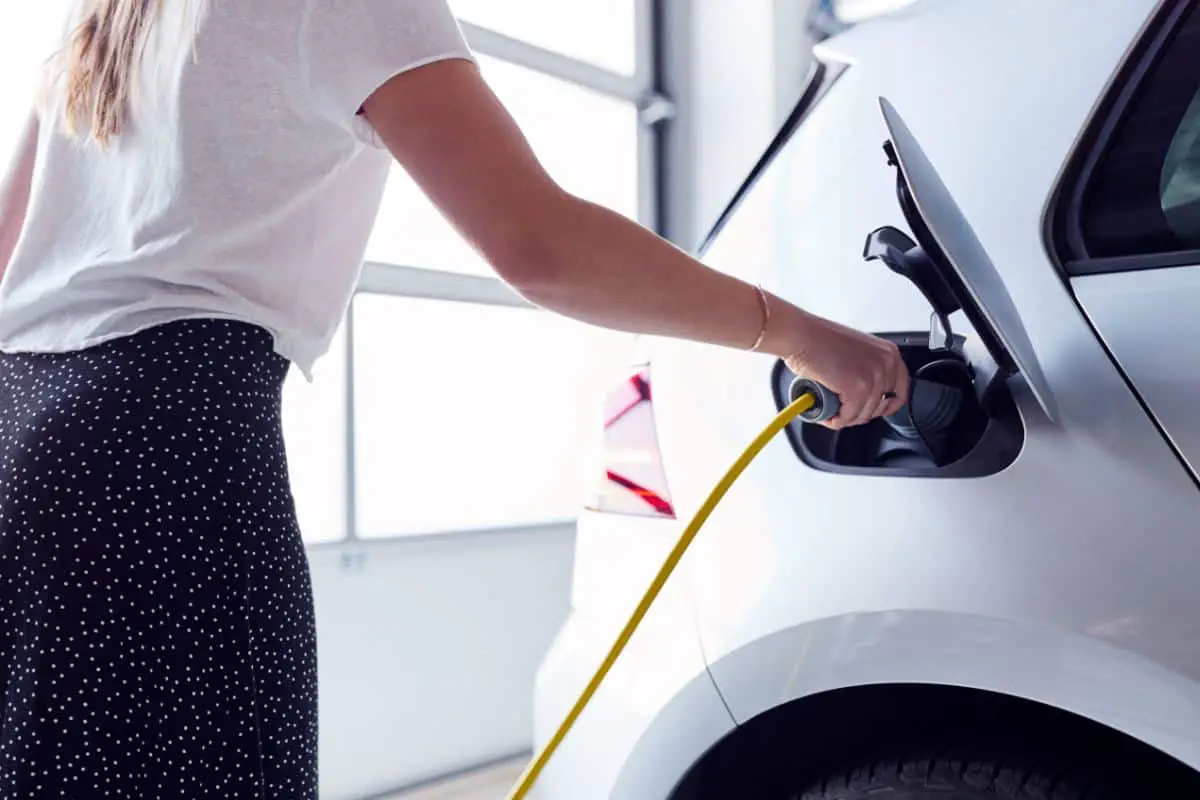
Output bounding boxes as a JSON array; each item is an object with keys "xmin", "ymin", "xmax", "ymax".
[{"xmin": 0, "ymin": 319, "xmax": 318, "ymax": 799}]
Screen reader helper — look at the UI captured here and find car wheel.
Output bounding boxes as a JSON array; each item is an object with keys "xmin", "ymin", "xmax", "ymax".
[{"xmin": 797, "ymin": 754, "xmax": 1106, "ymax": 799}]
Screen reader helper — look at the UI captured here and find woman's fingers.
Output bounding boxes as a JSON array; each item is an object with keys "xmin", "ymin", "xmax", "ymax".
[
  {"xmin": 872, "ymin": 391, "xmax": 896, "ymax": 421},
  {"xmin": 824, "ymin": 345, "xmax": 909, "ymax": 429},
  {"xmin": 828, "ymin": 379, "xmax": 880, "ymax": 429},
  {"xmin": 892, "ymin": 357, "xmax": 912, "ymax": 413},
  {"xmin": 857, "ymin": 368, "xmax": 889, "ymax": 427},
  {"xmin": 781, "ymin": 312, "xmax": 912, "ymax": 430}
]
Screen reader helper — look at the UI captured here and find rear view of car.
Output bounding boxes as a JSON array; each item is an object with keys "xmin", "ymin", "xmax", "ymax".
[{"xmin": 534, "ymin": 0, "xmax": 1200, "ymax": 797}]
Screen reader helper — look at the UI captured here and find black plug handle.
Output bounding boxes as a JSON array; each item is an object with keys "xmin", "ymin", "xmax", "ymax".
[{"xmin": 789, "ymin": 377, "xmax": 840, "ymax": 423}]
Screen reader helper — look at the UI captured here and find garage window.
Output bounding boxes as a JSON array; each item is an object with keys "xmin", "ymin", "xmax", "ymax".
[
  {"xmin": 451, "ymin": 0, "xmax": 637, "ymax": 76},
  {"xmin": 288, "ymin": 1, "xmax": 668, "ymax": 543},
  {"xmin": 365, "ymin": 54, "xmax": 641, "ymax": 276},
  {"xmin": 350, "ymin": 295, "xmax": 626, "ymax": 538},
  {"xmin": 1070, "ymin": 2, "xmax": 1200, "ymax": 263}
]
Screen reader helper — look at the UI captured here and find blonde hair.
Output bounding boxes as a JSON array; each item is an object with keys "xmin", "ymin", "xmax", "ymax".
[{"xmin": 59, "ymin": 0, "xmax": 164, "ymax": 146}]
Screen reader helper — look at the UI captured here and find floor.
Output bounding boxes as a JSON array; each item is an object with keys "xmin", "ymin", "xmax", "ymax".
[{"xmin": 387, "ymin": 759, "xmax": 527, "ymax": 800}]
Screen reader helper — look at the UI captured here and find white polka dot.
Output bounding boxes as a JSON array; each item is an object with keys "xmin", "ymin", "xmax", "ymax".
[{"xmin": 0, "ymin": 320, "xmax": 317, "ymax": 798}]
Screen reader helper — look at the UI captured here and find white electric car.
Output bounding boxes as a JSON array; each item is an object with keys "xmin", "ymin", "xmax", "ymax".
[{"xmin": 532, "ymin": 0, "xmax": 1200, "ymax": 796}]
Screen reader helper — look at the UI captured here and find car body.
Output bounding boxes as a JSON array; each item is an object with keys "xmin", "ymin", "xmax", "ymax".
[{"xmin": 533, "ymin": 0, "xmax": 1200, "ymax": 796}]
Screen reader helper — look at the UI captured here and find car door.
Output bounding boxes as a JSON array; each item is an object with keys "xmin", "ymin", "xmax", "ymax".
[{"xmin": 1055, "ymin": 0, "xmax": 1200, "ymax": 480}]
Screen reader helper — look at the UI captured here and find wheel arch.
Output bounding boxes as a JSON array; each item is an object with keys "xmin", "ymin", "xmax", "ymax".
[
  {"xmin": 661, "ymin": 609, "xmax": 1200, "ymax": 798},
  {"xmin": 667, "ymin": 682, "xmax": 1200, "ymax": 799}
]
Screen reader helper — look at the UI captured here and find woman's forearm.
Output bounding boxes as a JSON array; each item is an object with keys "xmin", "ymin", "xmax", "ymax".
[{"xmin": 504, "ymin": 193, "xmax": 813, "ymax": 359}]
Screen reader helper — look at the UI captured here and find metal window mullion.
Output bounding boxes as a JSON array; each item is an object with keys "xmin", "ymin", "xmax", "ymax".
[
  {"xmin": 636, "ymin": 121, "xmax": 661, "ymax": 233},
  {"xmin": 652, "ymin": 0, "xmax": 697, "ymax": 248},
  {"xmin": 634, "ymin": 0, "xmax": 656, "ymax": 90},
  {"xmin": 357, "ymin": 262, "xmax": 535, "ymax": 309},
  {"xmin": 461, "ymin": 21, "xmax": 645, "ymax": 102},
  {"xmin": 342, "ymin": 299, "xmax": 360, "ymax": 543},
  {"xmin": 635, "ymin": 0, "xmax": 664, "ymax": 233}
]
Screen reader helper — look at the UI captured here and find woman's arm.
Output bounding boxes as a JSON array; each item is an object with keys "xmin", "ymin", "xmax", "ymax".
[
  {"xmin": 361, "ymin": 59, "xmax": 907, "ymax": 428},
  {"xmin": 0, "ymin": 111, "xmax": 38, "ymax": 277}
]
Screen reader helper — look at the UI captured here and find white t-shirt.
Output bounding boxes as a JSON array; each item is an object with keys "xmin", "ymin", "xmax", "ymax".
[{"xmin": 0, "ymin": 0, "xmax": 475, "ymax": 380}]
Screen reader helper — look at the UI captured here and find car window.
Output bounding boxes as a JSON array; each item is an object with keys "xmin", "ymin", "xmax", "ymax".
[
  {"xmin": 1077, "ymin": 3, "xmax": 1200, "ymax": 259},
  {"xmin": 1161, "ymin": 91, "xmax": 1200, "ymax": 246}
]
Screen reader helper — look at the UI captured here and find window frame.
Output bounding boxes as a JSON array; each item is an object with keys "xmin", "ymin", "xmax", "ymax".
[
  {"xmin": 1050, "ymin": 0, "xmax": 1200, "ymax": 277},
  {"xmin": 306, "ymin": 0, "xmax": 673, "ymax": 545}
]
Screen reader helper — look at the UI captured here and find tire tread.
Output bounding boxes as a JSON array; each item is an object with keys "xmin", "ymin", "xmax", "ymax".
[{"xmin": 796, "ymin": 754, "xmax": 1095, "ymax": 800}]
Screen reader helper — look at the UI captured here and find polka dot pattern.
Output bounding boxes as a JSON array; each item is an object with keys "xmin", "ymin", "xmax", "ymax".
[{"xmin": 0, "ymin": 319, "xmax": 318, "ymax": 799}]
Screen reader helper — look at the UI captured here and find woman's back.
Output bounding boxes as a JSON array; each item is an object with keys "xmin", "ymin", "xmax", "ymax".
[{"xmin": 0, "ymin": 0, "xmax": 471, "ymax": 379}]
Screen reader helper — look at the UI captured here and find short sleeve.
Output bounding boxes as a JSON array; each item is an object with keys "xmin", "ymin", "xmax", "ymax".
[{"xmin": 301, "ymin": 0, "xmax": 476, "ymax": 146}]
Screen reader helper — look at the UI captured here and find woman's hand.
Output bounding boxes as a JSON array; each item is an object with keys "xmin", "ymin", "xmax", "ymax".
[{"xmin": 780, "ymin": 309, "xmax": 910, "ymax": 429}]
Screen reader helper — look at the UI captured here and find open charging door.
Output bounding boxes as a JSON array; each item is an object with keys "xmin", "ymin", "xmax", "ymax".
[
  {"xmin": 776, "ymin": 98, "xmax": 1055, "ymax": 476},
  {"xmin": 876, "ymin": 96, "xmax": 1057, "ymax": 423}
]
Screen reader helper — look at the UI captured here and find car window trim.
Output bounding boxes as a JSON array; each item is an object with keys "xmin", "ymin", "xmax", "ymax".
[
  {"xmin": 1052, "ymin": 0, "xmax": 1197, "ymax": 276},
  {"xmin": 1066, "ymin": 247, "xmax": 1200, "ymax": 276},
  {"xmin": 695, "ymin": 58, "xmax": 848, "ymax": 257}
]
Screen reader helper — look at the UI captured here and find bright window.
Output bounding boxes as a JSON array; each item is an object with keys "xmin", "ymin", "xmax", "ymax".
[
  {"xmin": 283, "ymin": 323, "xmax": 350, "ymax": 544},
  {"xmin": 364, "ymin": 54, "xmax": 640, "ymax": 274},
  {"xmin": 351, "ymin": 294, "xmax": 634, "ymax": 537},
  {"xmin": 449, "ymin": 0, "xmax": 638, "ymax": 75}
]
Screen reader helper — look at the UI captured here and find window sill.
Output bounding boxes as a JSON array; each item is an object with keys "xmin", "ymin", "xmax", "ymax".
[{"xmin": 303, "ymin": 517, "xmax": 577, "ymax": 550}]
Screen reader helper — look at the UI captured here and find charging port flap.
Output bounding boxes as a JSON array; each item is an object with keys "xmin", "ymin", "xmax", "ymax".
[{"xmin": 874, "ymin": 97, "xmax": 1057, "ymax": 422}]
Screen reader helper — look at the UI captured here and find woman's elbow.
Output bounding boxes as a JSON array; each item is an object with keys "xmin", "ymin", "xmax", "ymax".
[
  {"xmin": 482, "ymin": 194, "xmax": 579, "ymax": 296},
  {"xmin": 487, "ymin": 239, "xmax": 563, "ymax": 297}
]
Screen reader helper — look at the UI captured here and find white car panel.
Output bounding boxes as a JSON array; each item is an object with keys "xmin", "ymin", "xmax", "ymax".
[
  {"xmin": 670, "ymin": 0, "xmax": 1200, "ymax": 726},
  {"xmin": 533, "ymin": 0, "xmax": 1200, "ymax": 795},
  {"xmin": 706, "ymin": 609, "xmax": 1200, "ymax": 771},
  {"xmin": 531, "ymin": 511, "xmax": 734, "ymax": 799},
  {"xmin": 1072, "ymin": 267, "xmax": 1200, "ymax": 483}
]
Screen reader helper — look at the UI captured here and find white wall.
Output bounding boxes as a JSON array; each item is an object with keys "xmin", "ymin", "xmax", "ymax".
[
  {"xmin": 660, "ymin": 0, "xmax": 818, "ymax": 249},
  {"xmin": 310, "ymin": 523, "xmax": 576, "ymax": 800},
  {"xmin": 689, "ymin": 0, "xmax": 783, "ymax": 239}
]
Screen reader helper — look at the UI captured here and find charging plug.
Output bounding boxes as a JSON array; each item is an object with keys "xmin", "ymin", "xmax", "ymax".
[{"xmin": 788, "ymin": 377, "xmax": 841, "ymax": 423}]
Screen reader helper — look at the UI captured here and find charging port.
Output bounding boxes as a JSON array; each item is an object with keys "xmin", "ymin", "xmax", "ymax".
[
  {"xmin": 773, "ymin": 333, "xmax": 1023, "ymax": 478},
  {"xmin": 773, "ymin": 116, "xmax": 1053, "ymax": 478},
  {"xmin": 771, "ymin": 219, "xmax": 1026, "ymax": 478}
]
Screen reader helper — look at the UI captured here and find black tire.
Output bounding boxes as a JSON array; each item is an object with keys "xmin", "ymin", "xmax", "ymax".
[{"xmin": 796, "ymin": 755, "xmax": 1102, "ymax": 799}]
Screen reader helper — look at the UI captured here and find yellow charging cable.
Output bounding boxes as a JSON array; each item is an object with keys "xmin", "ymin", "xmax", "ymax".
[{"xmin": 506, "ymin": 389, "xmax": 819, "ymax": 799}]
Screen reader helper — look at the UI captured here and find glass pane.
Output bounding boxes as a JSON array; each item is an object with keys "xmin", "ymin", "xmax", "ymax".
[
  {"xmin": 1162, "ymin": 90, "xmax": 1200, "ymax": 249},
  {"xmin": 283, "ymin": 323, "xmax": 349, "ymax": 544},
  {"xmin": 1079, "ymin": 2, "xmax": 1200, "ymax": 259},
  {"xmin": 352, "ymin": 294, "xmax": 635, "ymax": 537},
  {"xmin": 450, "ymin": 0, "xmax": 637, "ymax": 75},
  {"xmin": 364, "ymin": 54, "xmax": 639, "ymax": 274}
]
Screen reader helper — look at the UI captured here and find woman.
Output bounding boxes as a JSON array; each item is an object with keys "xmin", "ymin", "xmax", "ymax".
[{"xmin": 0, "ymin": 0, "xmax": 908, "ymax": 797}]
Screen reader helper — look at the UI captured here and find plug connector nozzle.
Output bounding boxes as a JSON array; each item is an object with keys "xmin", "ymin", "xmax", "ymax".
[{"xmin": 788, "ymin": 377, "xmax": 840, "ymax": 423}]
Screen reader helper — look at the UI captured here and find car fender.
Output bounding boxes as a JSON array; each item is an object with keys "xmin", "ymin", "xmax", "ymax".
[
  {"xmin": 706, "ymin": 609, "xmax": 1200, "ymax": 771},
  {"xmin": 531, "ymin": 584, "xmax": 735, "ymax": 800},
  {"xmin": 601, "ymin": 668, "xmax": 736, "ymax": 800}
]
